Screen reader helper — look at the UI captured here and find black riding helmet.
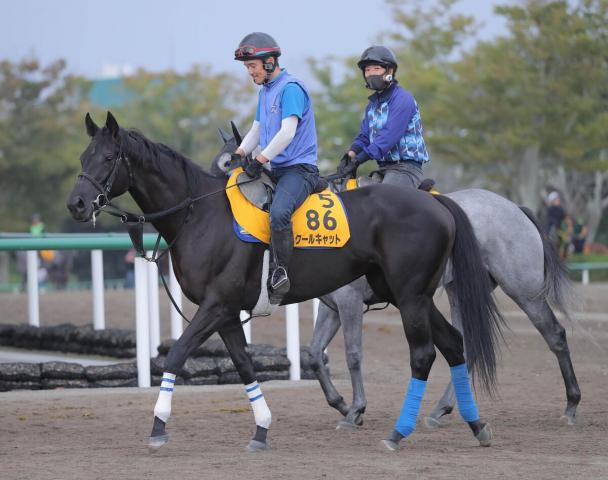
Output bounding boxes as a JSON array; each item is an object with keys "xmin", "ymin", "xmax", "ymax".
[
  {"xmin": 357, "ymin": 45, "xmax": 398, "ymax": 72},
  {"xmin": 234, "ymin": 32, "xmax": 281, "ymax": 74}
]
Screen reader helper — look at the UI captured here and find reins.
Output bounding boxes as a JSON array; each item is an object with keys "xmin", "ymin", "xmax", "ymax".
[{"xmin": 83, "ymin": 156, "xmax": 258, "ymax": 325}]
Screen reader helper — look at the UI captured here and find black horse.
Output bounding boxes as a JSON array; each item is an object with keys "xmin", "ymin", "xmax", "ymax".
[{"xmin": 67, "ymin": 112, "xmax": 503, "ymax": 452}]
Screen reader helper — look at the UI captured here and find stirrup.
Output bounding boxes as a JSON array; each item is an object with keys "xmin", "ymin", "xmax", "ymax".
[{"xmin": 270, "ymin": 266, "xmax": 289, "ymax": 293}]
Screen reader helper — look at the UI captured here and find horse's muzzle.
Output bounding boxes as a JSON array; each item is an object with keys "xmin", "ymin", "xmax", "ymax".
[{"xmin": 66, "ymin": 194, "xmax": 93, "ymax": 222}]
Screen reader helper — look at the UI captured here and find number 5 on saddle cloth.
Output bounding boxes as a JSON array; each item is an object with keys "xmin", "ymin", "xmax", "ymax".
[{"xmin": 226, "ymin": 167, "xmax": 351, "ymax": 249}]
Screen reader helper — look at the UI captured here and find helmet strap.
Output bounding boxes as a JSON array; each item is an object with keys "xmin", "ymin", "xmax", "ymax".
[{"xmin": 262, "ymin": 57, "xmax": 278, "ymax": 83}]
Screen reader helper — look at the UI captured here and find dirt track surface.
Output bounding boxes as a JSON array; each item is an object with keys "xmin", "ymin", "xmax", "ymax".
[{"xmin": 1, "ymin": 285, "xmax": 607, "ymax": 479}]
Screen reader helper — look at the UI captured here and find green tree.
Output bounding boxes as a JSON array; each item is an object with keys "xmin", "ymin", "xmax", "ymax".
[
  {"xmin": 430, "ymin": 0, "xmax": 608, "ymax": 238},
  {"xmin": 110, "ymin": 66, "xmax": 254, "ymax": 167},
  {"xmin": 0, "ymin": 59, "xmax": 87, "ymax": 231}
]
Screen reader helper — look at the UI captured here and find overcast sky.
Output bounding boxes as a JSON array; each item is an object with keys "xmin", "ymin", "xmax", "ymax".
[{"xmin": 2, "ymin": 0, "xmax": 507, "ymax": 81}]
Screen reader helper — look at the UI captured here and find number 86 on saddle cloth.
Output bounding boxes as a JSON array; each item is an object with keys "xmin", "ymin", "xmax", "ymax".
[{"xmin": 225, "ymin": 167, "xmax": 351, "ymax": 248}]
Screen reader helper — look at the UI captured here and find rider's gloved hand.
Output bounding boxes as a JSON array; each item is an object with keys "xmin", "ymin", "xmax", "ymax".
[
  {"xmin": 244, "ymin": 156, "xmax": 264, "ymax": 179},
  {"xmin": 231, "ymin": 152, "xmax": 243, "ymax": 167},
  {"xmin": 337, "ymin": 153, "xmax": 352, "ymax": 175},
  {"xmin": 341, "ymin": 159, "xmax": 361, "ymax": 177}
]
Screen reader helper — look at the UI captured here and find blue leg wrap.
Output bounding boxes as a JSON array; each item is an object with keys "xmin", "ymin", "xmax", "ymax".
[
  {"xmin": 395, "ymin": 378, "xmax": 427, "ymax": 437},
  {"xmin": 450, "ymin": 363, "xmax": 480, "ymax": 422}
]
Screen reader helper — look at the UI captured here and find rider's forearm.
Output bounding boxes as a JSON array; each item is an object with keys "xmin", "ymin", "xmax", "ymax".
[
  {"xmin": 239, "ymin": 120, "xmax": 260, "ymax": 156},
  {"xmin": 260, "ymin": 115, "xmax": 298, "ymax": 161}
]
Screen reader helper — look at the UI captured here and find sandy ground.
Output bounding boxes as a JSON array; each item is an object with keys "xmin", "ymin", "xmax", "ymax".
[{"xmin": 0, "ymin": 285, "xmax": 607, "ymax": 479}]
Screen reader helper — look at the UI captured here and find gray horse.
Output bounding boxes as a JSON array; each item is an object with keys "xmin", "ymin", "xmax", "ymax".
[{"xmin": 309, "ymin": 188, "xmax": 581, "ymax": 428}]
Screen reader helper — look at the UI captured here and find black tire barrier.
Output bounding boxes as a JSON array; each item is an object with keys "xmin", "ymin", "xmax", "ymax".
[
  {"xmin": 0, "ymin": 323, "xmax": 135, "ymax": 358},
  {"xmin": 0, "ymin": 335, "xmax": 329, "ymax": 392}
]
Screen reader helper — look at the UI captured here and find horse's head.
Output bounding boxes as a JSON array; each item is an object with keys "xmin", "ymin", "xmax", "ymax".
[
  {"xmin": 66, "ymin": 112, "xmax": 133, "ymax": 222},
  {"xmin": 209, "ymin": 121, "xmax": 256, "ymax": 176}
]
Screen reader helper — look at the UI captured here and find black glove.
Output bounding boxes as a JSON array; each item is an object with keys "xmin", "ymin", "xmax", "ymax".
[
  {"xmin": 244, "ymin": 156, "xmax": 264, "ymax": 179},
  {"xmin": 337, "ymin": 153, "xmax": 352, "ymax": 175},
  {"xmin": 231, "ymin": 152, "xmax": 243, "ymax": 168},
  {"xmin": 342, "ymin": 160, "xmax": 360, "ymax": 177}
]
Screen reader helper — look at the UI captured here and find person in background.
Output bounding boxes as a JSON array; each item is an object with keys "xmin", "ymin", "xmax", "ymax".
[
  {"xmin": 571, "ymin": 217, "xmax": 589, "ymax": 255},
  {"xmin": 558, "ymin": 214, "xmax": 574, "ymax": 260},
  {"xmin": 545, "ymin": 191, "xmax": 566, "ymax": 249},
  {"xmin": 30, "ymin": 213, "xmax": 45, "ymax": 236},
  {"xmin": 124, "ymin": 248, "xmax": 136, "ymax": 289}
]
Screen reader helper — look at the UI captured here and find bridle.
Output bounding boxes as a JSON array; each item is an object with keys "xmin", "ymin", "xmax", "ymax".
[
  {"xmin": 76, "ymin": 143, "xmax": 257, "ymax": 325},
  {"xmin": 77, "ymin": 147, "xmax": 134, "ymax": 213}
]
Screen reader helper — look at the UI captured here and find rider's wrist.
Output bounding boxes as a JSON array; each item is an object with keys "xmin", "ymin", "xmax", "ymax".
[{"xmin": 355, "ymin": 150, "xmax": 370, "ymax": 164}]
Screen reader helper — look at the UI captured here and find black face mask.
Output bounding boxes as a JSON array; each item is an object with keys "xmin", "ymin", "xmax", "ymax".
[{"xmin": 365, "ymin": 74, "xmax": 392, "ymax": 91}]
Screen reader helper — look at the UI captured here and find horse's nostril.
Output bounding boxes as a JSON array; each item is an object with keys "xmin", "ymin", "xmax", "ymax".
[{"xmin": 68, "ymin": 196, "xmax": 86, "ymax": 214}]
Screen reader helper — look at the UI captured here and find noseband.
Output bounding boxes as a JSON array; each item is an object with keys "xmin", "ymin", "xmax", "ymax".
[{"xmin": 77, "ymin": 149, "xmax": 134, "ymax": 211}]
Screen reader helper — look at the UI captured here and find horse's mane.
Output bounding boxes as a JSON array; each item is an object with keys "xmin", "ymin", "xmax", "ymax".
[{"xmin": 120, "ymin": 128, "xmax": 220, "ymax": 187}]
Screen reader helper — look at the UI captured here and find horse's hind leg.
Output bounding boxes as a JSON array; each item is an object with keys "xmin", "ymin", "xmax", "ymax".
[
  {"xmin": 310, "ymin": 300, "xmax": 350, "ymax": 418},
  {"xmin": 336, "ymin": 285, "xmax": 367, "ymax": 429},
  {"xmin": 425, "ymin": 283, "xmax": 460, "ymax": 427},
  {"xmin": 148, "ymin": 299, "xmax": 228, "ymax": 452},
  {"xmin": 427, "ymin": 302, "xmax": 492, "ymax": 446},
  {"xmin": 383, "ymin": 295, "xmax": 437, "ymax": 450},
  {"xmin": 515, "ymin": 296, "xmax": 581, "ymax": 425},
  {"xmin": 219, "ymin": 325, "xmax": 272, "ymax": 451}
]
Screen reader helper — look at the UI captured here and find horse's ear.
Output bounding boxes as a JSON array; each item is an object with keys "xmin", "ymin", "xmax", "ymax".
[
  {"xmin": 105, "ymin": 111, "xmax": 120, "ymax": 138},
  {"xmin": 85, "ymin": 113, "xmax": 99, "ymax": 137},
  {"xmin": 230, "ymin": 121, "xmax": 242, "ymax": 145},
  {"xmin": 218, "ymin": 128, "xmax": 231, "ymax": 144}
]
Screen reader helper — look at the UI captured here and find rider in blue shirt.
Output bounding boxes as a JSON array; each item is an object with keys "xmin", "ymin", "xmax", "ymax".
[
  {"xmin": 234, "ymin": 32, "xmax": 320, "ymax": 304},
  {"xmin": 339, "ymin": 46, "xmax": 429, "ymax": 188}
]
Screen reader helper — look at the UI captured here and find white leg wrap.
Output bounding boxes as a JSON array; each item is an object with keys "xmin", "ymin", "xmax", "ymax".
[
  {"xmin": 154, "ymin": 372, "xmax": 176, "ymax": 423},
  {"xmin": 245, "ymin": 381, "xmax": 272, "ymax": 429}
]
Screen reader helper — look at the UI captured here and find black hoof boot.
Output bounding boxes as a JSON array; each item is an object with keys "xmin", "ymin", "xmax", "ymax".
[
  {"xmin": 247, "ymin": 426, "xmax": 270, "ymax": 452},
  {"xmin": 148, "ymin": 416, "xmax": 169, "ymax": 452}
]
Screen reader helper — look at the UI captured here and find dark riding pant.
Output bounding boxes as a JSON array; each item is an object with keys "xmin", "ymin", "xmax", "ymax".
[
  {"xmin": 270, "ymin": 164, "xmax": 320, "ymax": 231},
  {"xmin": 378, "ymin": 161, "xmax": 424, "ymax": 189}
]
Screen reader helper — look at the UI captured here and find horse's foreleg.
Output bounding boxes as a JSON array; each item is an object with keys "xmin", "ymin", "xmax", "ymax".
[
  {"xmin": 219, "ymin": 325, "xmax": 272, "ymax": 452},
  {"xmin": 427, "ymin": 302, "xmax": 492, "ymax": 447},
  {"xmin": 148, "ymin": 300, "xmax": 226, "ymax": 452},
  {"xmin": 309, "ymin": 300, "xmax": 349, "ymax": 417}
]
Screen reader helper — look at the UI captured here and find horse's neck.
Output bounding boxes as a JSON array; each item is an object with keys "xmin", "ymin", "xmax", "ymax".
[{"xmin": 125, "ymin": 145, "xmax": 223, "ymax": 240}]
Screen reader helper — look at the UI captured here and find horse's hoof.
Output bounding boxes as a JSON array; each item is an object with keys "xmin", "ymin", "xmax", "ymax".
[
  {"xmin": 561, "ymin": 414, "xmax": 576, "ymax": 426},
  {"xmin": 247, "ymin": 439, "xmax": 269, "ymax": 452},
  {"xmin": 424, "ymin": 416, "xmax": 441, "ymax": 429},
  {"xmin": 476, "ymin": 424, "xmax": 492, "ymax": 447},
  {"xmin": 381, "ymin": 439, "xmax": 401, "ymax": 451},
  {"xmin": 336, "ymin": 420, "xmax": 359, "ymax": 430},
  {"xmin": 148, "ymin": 433, "xmax": 169, "ymax": 452}
]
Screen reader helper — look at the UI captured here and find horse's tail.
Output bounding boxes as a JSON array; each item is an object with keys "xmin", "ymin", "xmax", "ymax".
[
  {"xmin": 434, "ymin": 194, "xmax": 505, "ymax": 394},
  {"xmin": 519, "ymin": 206, "xmax": 577, "ymax": 324}
]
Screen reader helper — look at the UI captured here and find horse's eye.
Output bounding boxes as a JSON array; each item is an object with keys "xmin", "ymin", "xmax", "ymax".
[{"xmin": 105, "ymin": 154, "xmax": 114, "ymax": 161}]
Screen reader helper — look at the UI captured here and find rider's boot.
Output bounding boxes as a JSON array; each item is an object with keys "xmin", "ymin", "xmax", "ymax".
[{"xmin": 268, "ymin": 226, "xmax": 293, "ymax": 305}]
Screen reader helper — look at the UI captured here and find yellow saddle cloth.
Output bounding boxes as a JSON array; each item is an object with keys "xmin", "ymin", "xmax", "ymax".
[{"xmin": 226, "ymin": 168, "xmax": 351, "ymax": 248}]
